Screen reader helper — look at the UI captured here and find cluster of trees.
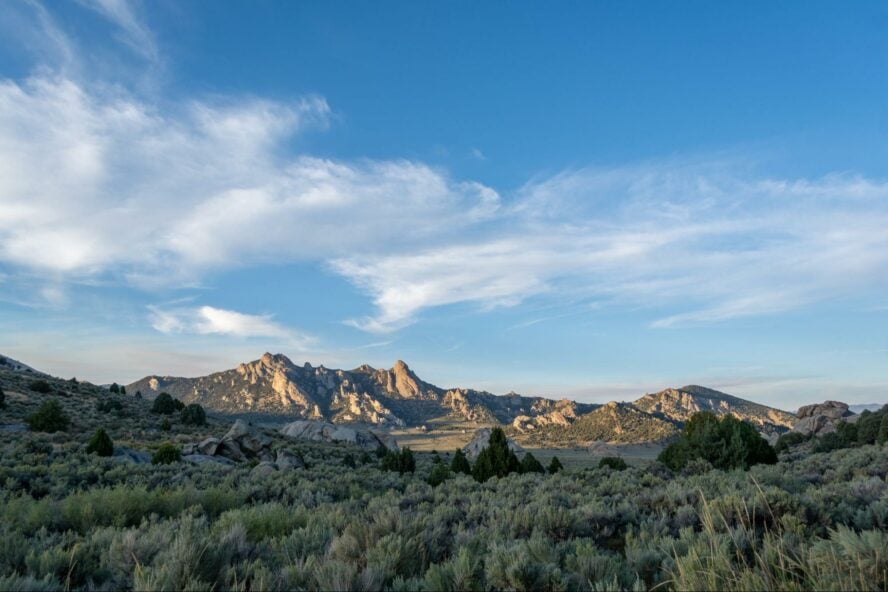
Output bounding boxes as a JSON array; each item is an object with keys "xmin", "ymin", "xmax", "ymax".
[
  {"xmin": 380, "ymin": 447, "xmax": 416, "ymax": 474},
  {"xmin": 108, "ymin": 383, "xmax": 126, "ymax": 395},
  {"xmin": 150, "ymin": 392, "xmax": 206, "ymax": 426},
  {"xmin": 813, "ymin": 406, "xmax": 888, "ymax": 453},
  {"xmin": 657, "ymin": 412, "xmax": 777, "ymax": 471}
]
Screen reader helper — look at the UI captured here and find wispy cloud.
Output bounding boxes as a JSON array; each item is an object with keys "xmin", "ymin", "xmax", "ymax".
[
  {"xmin": 77, "ymin": 0, "xmax": 159, "ymax": 63},
  {"xmin": 148, "ymin": 305, "xmax": 309, "ymax": 345}
]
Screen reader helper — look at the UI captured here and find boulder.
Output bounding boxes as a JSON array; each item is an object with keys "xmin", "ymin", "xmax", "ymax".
[
  {"xmin": 793, "ymin": 401, "xmax": 855, "ymax": 436},
  {"xmin": 275, "ymin": 449, "xmax": 306, "ymax": 471},
  {"xmin": 197, "ymin": 437, "xmax": 221, "ymax": 456},
  {"xmin": 462, "ymin": 428, "xmax": 524, "ymax": 461},
  {"xmin": 279, "ymin": 420, "xmax": 399, "ymax": 451},
  {"xmin": 251, "ymin": 461, "xmax": 278, "ymax": 478},
  {"xmin": 217, "ymin": 439, "xmax": 247, "ymax": 462}
]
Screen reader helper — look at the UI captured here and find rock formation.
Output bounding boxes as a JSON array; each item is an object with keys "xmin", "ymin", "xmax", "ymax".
[
  {"xmin": 462, "ymin": 428, "xmax": 525, "ymax": 460},
  {"xmin": 279, "ymin": 420, "xmax": 398, "ymax": 451},
  {"xmin": 793, "ymin": 401, "xmax": 856, "ymax": 436}
]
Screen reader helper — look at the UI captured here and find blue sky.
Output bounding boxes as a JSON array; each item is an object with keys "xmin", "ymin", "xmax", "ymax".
[{"xmin": 1, "ymin": 1, "xmax": 887, "ymax": 409}]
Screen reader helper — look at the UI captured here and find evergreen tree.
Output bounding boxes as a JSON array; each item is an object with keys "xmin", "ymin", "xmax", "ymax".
[
  {"xmin": 119, "ymin": 386, "xmax": 126, "ymax": 395},
  {"xmin": 151, "ymin": 443, "xmax": 181, "ymax": 465},
  {"xmin": 375, "ymin": 443, "xmax": 389, "ymax": 459},
  {"xmin": 657, "ymin": 411, "xmax": 777, "ymax": 471},
  {"xmin": 26, "ymin": 400, "xmax": 70, "ymax": 433},
  {"xmin": 86, "ymin": 428, "xmax": 114, "ymax": 457},
  {"xmin": 598, "ymin": 456, "xmax": 628, "ymax": 471},
  {"xmin": 0, "ymin": 385, "xmax": 5, "ymax": 409},
  {"xmin": 180, "ymin": 403, "xmax": 207, "ymax": 426},
  {"xmin": 472, "ymin": 448, "xmax": 495, "ymax": 482},
  {"xmin": 450, "ymin": 448, "xmax": 471, "ymax": 475},
  {"xmin": 520, "ymin": 452, "xmax": 545, "ymax": 474},
  {"xmin": 342, "ymin": 452, "xmax": 357, "ymax": 468},
  {"xmin": 428, "ymin": 462, "xmax": 451, "ymax": 487},
  {"xmin": 109, "ymin": 383, "xmax": 120, "ymax": 394},
  {"xmin": 548, "ymin": 456, "xmax": 564, "ymax": 474},
  {"xmin": 160, "ymin": 418, "xmax": 171, "ymax": 431},
  {"xmin": 151, "ymin": 392, "xmax": 181, "ymax": 415}
]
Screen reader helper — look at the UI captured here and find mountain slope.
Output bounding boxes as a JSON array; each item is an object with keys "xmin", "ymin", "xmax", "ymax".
[{"xmin": 632, "ymin": 385, "xmax": 795, "ymax": 429}]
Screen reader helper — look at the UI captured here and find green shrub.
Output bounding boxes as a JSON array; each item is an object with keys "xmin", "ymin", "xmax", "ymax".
[
  {"xmin": 109, "ymin": 383, "xmax": 119, "ymax": 394},
  {"xmin": 359, "ymin": 451, "xmax": 373, "ymax": 464},
  {"xmin": 427, "ymin": 463, "xmax": 451, "ymax": 487},
  {"xmin": 151, "ymin": 392, "xmax": 184, "ymax": 415},
  {"xmin": 342, "ymin": 453, "xmax": 356, "ymax": 468},
  {"xmin": 0, "ymin": 385, "xmax": 5, "ymax": 409},
  {"xmin": 375, "ymin": 443, "xmax": 389, "ymax": 459},
  {"xmin": 160, "ymin": 418, "xmax": 171, "ymax": 431},
  {"xmin": 520, "ymin": 452, "xmax": 545, "ymax": 474},
  {"xmin": 151, "ymin": 443, "xmax": 181, "ymax": 465},
  {"xmin": 774, "ymin": 431, "xmax": 809, "ymax": 453},
  {"xmin": 657, "ymin": 412, "xmax": 777, "ymax": 471},
  {"xmin": 96, "ymin": 399, "xmax": 123, "ymax": 413},
  {"xmin": 29, "ymin": 380, "xmax": 52, "ymax": 394},
  {"xmin": 180, "ymin": 404, "xmax": 206, "ymax": 426},
  {"xmin": 547, "ymin": 456, "xmax": 563, "ymax": 474},
  {"xmin": 450, "ymin": 448, "xmax": 471, "ymax": 475},
  {"xmin": 25, "ymin": 400, "xmax": 70, "ymax": 433},
  {"xmin": 86, "ymin": 429, "xmax": 113, "ymax": 457},
  {"xmin": 598, "ymin": 456, "xmax": 628, "ymax": 471}
]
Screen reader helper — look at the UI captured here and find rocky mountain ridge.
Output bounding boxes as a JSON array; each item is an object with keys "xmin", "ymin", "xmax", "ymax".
[{"xmin": 127, "ymin": 353, "xmax": 800, "ymax": 443}]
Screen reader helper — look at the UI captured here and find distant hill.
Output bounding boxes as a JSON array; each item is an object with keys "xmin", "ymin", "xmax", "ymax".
[
  {"xmin": 127, "ymin": 352, "xmax": 798, "ymax": 445},
  {"xmin": 0, "ymin": 354, "xmax": 45, "ymax": 375},
  {"xmin": 849, "ymin": 403, "xmax": 886, "ymax": 414},
  {"xmin": 632, "ymin": 385, "xmax": 795, "ymax": 429}
]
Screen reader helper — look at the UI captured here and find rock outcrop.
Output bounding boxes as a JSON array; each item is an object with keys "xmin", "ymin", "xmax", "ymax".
[
  {"xmin": 462, "ymin": 428, "xmax": 525, "ymax": 460},
  {"xmin": 182, "ymin": 419, "xmax": 286, "ymax": 465},
  {"xmin": 793, "ymin": 401, "xmax": 856, "ymax": 436},
  {"xmin": 279, "ymin": 420, "xmax": 398, "ymax": 451}
]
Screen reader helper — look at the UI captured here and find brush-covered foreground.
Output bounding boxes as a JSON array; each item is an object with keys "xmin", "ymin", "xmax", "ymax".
[{"xmin": 1, "ymin": 370, "xmax": 887, "ymax": 591}]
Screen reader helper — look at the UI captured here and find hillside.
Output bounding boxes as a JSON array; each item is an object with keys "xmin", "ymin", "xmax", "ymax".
[
  {"xmin": 632, "ymin": 385, "xmax": 795, "ymax": 429},
  {"xmin": 127, "ymin": 353, "xmax": 599, "ymax": 429}
]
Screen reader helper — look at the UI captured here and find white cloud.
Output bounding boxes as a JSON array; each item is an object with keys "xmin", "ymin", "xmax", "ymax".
[
  {"xmin": 148, "ymin": 305, "xmax": 305, "ymax": 343},
  {"xmin": 333, "ymin": 164, "xmax": 888, "ymax": 331}
]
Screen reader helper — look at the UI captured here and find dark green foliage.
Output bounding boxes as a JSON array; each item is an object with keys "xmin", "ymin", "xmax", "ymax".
[
  {"xmin": 0, "ymin": 385, "xmax": 5, "ymax": 409},
  {"xmin": 657, "ymin": 412, "xmax": 777, "ymax": 472},
  {"xmin": 774, "ymin": 431, "xmax": 810, "ymax": 453},
  {"xmin": 151, "ymin": 392, "xmax": 184, "ymax": 415},
  {"xmin": 86, "ymin": 428, "xmax": 113, "ymax": 457},
  {"xmin": 151, "ymin": 443, "xmax": 181, "ymax": 465},
  {"xmin": 28, "ymin": 379, "xmax": 52, "ymax": 394},
  {"xmin": 598, "ymin": 456, "xmax": 628, "ymax": 471},
  {"xmin": 342, "ymin": 452, "xmax": 356, "ymax": 468},
  {"xmin": 359, "ymin": 451, "xmax": 373, "ymax": 464},
  {"xmin": 375, "ymin": 443, "xmax": 389, "ymax": 459},
  {"xmin": 96, "ymin": 399, "xmax": 123, "ymax": 413},
  {"xmin": 160, "ymin": 418, "xmax": 171, "ymax": 431},
  {"xmin": 450, "ymin": 448, "xmax": 471, "ymax": 474},
  {"xmin": 180, "ymin": 403, "xmax": 206, "ymax": 426},
  {"xmin": 808, "ymin": 407, "xmax": 888, "ymax": 453},
  {"xmin": 427, "ymin": 462, "xmax": 451, "ymax": 486},
  {"xmin": 548, "ymin": 456, "xmax": 564, "ymax": 474},
  {"xmin": 472, "ymin": 428, "xmax": 521, "ymax": 482},
  {"xmin": 109, "ymin": 383, "xmax": 119, "ymax": 394},
  {"xmin": 134, "ymin": 390, "xmax": 142, "ymax": 399},
  {"xmin": 519, "ymin": 451, "xmax": 545, "ymax": 474},
  {"xmin": 380, "ymin": 447, "xmax": 416, "ymax": 474},
  {"xmin": 25, "ymin": 400, "xmax": 70, "ymax": 433}
]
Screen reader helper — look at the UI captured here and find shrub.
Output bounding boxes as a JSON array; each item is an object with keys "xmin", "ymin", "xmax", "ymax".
[
  {"xmin": 375, "ymin": 443, "xmax": 389, "ymax": 459},
  {"xmin": 774, "ymin": 431, "xmax": 809, "ymax": 453},
  {"xmin": 548, "ymin": 456, "xmax": 564, "ymax": 474},
  {"xmin": 160, "ymin": 418, "xmax": 171, "ymax": 431},
  {"xmin": 119, "ymin": 386, "xmax": 126, "ymax": 395},
  {"xmin": 520, "ymin": 452, "xmax": 546, "ymax": 474},
  {"xmin": 151, "ymin": 392, "xmax": 184, "ymax": 415},
  {"xmin": 28, "ymin": 380, "xmax": 52, "ymax": 394},
  {"xmin": 657, "ymin": 412, "xmax": 777, "ymax": 471},
  {"xmin": 109, "ymin": 383, "xmax": 119, "ymax": 394},
  {"xmin": 427, "ymin": 463, "xmax": 451, "ymax": 487},
  {"xmin": 25, "ymin": 400, "xmax": 70, "ymax": 433},
  {"xmin": 180, "ymin": 404, "xmax": 206, "ymax": 426},
  {"xmin": 86, "ymin": 429, "xmax": 114, "ymax": 457},
  {"xmin": 0, "ymin": 385, "xmax": 5, "ymax": 409},
  {"xmin": 342, "ymin": 453, "xmax": 356, "ymax": 468},
  {"xmin": 152, "ymin": 443, "xmax": 181, "ymax": 465},
  {"xmin": 96, "ymin": 399, "xmax": 123, "ymax": 414},
  {"xmin": 359, "ymin": 451, "xmax": 373, "ymax": 464},
  {"xmin": 598, "ymin": 456, "xmax": 628, "ymax": 471},
  {"xmin": 450, "ymin": 449, "xmax": 471, "ymax": 475}
]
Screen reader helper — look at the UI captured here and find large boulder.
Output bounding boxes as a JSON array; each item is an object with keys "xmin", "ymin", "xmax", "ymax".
[
  {"xmin": 275, "ymin": 449, "xmax": 305, "ymax": 471},
  {"xmin": 279, "ymin": 420, "xmax": 399, "ymax": 451},
  {"xmin": 251, "ymin": 461, "xmax": 278, "ymax": 478},
  {"xmin": 183, "ymin": 454, "xmax": 236, "ymax": 468},
  {"xmin": 111, "ymin": 447, "xmax": 151, "ymax": 464},
  {"xmin": 462, "ymin": 428, "xmax": 524, "ymax": 461},
  {"xmin": 794, "ymin": 401, "xmax": 855, "ymax": 436}
]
